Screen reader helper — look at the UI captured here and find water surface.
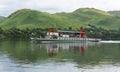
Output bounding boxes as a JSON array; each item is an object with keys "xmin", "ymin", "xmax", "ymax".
[{"xmin": 0, "ymin": 40, "xmax": 120, "ymax": 72}]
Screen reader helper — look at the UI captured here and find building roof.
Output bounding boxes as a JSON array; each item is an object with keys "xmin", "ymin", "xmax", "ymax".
[{"xmin": 58, "ymin": 30, "xmax": 80, "ymax": 33}]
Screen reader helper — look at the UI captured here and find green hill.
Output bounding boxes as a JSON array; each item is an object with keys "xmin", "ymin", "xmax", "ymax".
[
  {"xmin": 0, "ymin": 8, "xmax": 119, "ymax": 30},
  {"xmin": 0, "ymin": 9, "xmax": 69, "ymax": 29},
  {"xmin": 108, "ymin": 11, "xmax": 120, "ymax": 17},
  {"xmin": 55, "ymin": 8, "xmax": 113, "ymax": 28},
  {"xmin": 0, "ymin": 16, "xmax": 5, "ymax": 22}
]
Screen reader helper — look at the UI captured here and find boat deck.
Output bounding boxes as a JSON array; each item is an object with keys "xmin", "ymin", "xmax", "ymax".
[{"xmin": 30, "ymin": 37, "xmax": 101, "ymax": 42}]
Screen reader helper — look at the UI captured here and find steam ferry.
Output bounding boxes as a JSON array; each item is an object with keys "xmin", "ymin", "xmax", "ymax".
[{"xmin": 30, "ymin": 28, "xmax": 101, "ymax": 43}]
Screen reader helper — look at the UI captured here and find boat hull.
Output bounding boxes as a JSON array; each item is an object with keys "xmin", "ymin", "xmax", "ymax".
[{"xmin": 30, "ymin": 38, "xmax": 101, "ymax": 43}]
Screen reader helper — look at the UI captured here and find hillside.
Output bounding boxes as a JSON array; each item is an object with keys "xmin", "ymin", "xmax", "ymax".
[
  {"xmin": 55, "ymin": 8, "xmax": 112, "ymax": 27},
  {"xmin": 0, "ymin": 9, "xmax": 68, "ymax": 29},
  {"xmin": 0, "ymin": 8, "xmax": 119, "ymax": 30},
  {"xmin": 0, "ymin": 16, "xmax": 5, "ymax": 22},
  {"xmin": 108, "ymin": 11, "xmax": 120, "ymax": 16}
]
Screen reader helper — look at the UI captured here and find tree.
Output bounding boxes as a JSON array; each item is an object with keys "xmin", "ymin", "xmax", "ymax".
[{"xmin": 68, "ymin": 27, "xmax": 72, "ymax": 30}]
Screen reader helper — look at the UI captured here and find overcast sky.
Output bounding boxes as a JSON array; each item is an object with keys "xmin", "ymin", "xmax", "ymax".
[{"xmin": 0, "ymin": 0, "xmax": 120, "ymax": 17}]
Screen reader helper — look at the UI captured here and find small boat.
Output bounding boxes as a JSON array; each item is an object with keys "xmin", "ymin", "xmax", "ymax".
[{"xmin": 30, "ymin": 28, "xmax": 101, "ymax": 43}]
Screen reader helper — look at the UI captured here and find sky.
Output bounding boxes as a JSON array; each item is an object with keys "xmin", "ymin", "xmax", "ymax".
[{"xmin": 0, "ymin": 0, "xmax": 120, "ymax": 17}]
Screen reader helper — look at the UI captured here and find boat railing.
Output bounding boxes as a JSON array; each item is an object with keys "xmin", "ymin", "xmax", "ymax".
[{"xmin": 57, "ymin": 37, "xmax": 86, "ymax": 40}]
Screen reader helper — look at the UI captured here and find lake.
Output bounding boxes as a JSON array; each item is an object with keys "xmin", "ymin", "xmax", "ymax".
[{"xmin": 0, "ymin": 40, "xmax": 120, "ymax": 72}]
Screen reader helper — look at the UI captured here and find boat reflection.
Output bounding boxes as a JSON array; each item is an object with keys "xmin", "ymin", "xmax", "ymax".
[
  {"xmin": 31, "ymin": 42, "xmax": 102, "ymax": 57},
  {"xmin": 0, "ymin": 40, "xmax": 120, "ymax": 68}
]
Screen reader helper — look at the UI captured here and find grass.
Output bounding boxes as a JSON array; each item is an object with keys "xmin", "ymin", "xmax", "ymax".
[{"xmin": 0, "ymin": 8, "xmax": 119, "ymax": 30}]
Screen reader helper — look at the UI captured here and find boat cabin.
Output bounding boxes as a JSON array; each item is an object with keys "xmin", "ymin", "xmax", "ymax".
[{"xmin": 46, "ymin": 28, "xmax": 86, "ymax": 39}]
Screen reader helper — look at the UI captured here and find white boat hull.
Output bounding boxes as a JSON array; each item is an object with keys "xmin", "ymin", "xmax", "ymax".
[{"xmin": 30, "ymin": 37, "xmax": 101, "ymax": 43}]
